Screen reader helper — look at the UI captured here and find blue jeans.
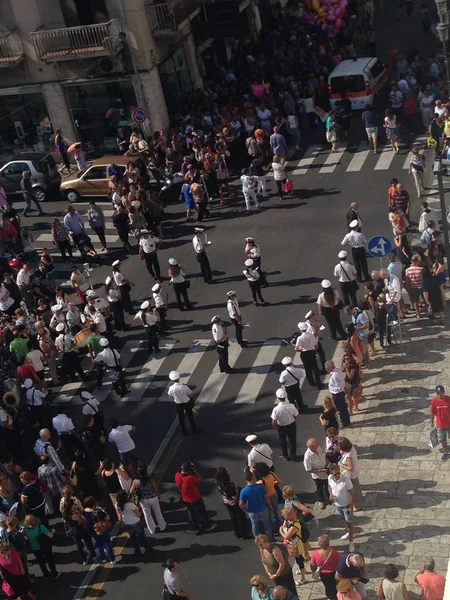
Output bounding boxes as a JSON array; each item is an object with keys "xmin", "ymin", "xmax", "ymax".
[
  {"xmin": 95, "ymin": 530, "xmax": 115, "ymax": 562},
  {"xmin": 268, "ymin": 493, "xmax": 282, "ymax": 529},
  {"xmin": 248, "ymin": 509, "xmax": 272, "ymax": 538},
  {"xmin": 290, "ymin": 126, "xmax": 301, "ymax": 147},
  {"xmin": 332, "ymin": 391, "xmax": 351, "ymax": 427},
  {"xmin": 22, "ymin": 193, "xmax": 42, "ymax": 215},
  {"xmin": 124, "ymin": 520, "xmax": 149, "ymax": 553},
  {"xmin": 388, "ymin": 303, "xmax": 398, "ymax": 321}
]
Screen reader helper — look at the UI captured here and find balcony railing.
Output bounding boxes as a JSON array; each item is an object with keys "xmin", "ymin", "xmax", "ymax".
[
  {"xmin": 0, "ymin": 32, "xmax": 24, "ymax": 68},
  {"xmin": 148, "ymin": 0, "xmax": 201, "ymax": 34},
  {"xmin": 31, "ymin": 19, "xmax": 120, "ymax": 63}
]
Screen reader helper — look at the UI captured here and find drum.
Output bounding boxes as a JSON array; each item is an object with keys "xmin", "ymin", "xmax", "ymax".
[{"xmin": 74, "ymin": 328, "xmax": 94, "ymax": 348}]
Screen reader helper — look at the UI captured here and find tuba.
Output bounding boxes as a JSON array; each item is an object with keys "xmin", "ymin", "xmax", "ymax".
[{"xmin": 2, "ymin": 390, "xmax": 19, "ymax": 419}]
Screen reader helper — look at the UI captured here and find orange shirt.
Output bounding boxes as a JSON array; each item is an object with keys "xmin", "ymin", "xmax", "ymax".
[{"xmin": 258, "ymin": 473, "xmax": 278, "ymax": 496}]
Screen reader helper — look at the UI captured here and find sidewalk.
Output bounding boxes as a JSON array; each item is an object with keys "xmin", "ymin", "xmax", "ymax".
[{"xmin": 297, "ymin": 316, "xmax": 450, "ymax": 600}]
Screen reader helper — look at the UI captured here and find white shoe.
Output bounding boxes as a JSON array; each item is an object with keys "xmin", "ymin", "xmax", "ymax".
[
  {"xmin": 348, "ymin": 542, "xmax": 355, "ymax": 552},
  {"xmin": 340, "ymin": 532, "xmax": 350, "ymax": 540},
  {"xmin": 110, "ymin": 555, "xmax": 123, "ymax": 565}
]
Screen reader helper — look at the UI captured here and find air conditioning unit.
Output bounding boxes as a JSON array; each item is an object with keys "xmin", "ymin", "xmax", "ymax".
[{"xmin": 99, "ymin": 55, "xmax": 125, "ymax": 74}]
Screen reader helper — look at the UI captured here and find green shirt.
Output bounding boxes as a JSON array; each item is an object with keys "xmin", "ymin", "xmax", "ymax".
[
  {"xmin": 9, "ymin": 338, "xmax": 29, "ymax": 360},
  {"xmin": 87, "ymin": 333, "xmax": 103, "ymax": 356},
  {"xmin": 24, "ymin": 524, "xmax": 50, "ymax": 551}
]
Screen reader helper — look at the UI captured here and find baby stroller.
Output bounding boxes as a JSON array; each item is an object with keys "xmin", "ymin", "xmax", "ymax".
[{"xmin": 72, "ymin": 231, "xmax": 97, "ymax": 258}]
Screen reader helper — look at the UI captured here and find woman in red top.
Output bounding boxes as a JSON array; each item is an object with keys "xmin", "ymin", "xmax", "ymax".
[
  {"xmin": 0, "ymin": 543, "xmax": 35, "ymax": 600},
  {"xmin": 403, "ymin": 93, "xmax": 416, "ymax": 135},
  {"xmin": 310, "ymin": 534, "xmax": 342, "ymax": 600}
]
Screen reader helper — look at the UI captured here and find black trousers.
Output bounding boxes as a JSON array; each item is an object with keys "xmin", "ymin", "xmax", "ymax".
[
  {"xmin": 322, "ymin": 306, "xmax": 346, "ymax": 340},
  {"xmin": 119, "ymin": 284, "xmax": 133, "ymax": 314},
  {"xmin": 184, "ymin": 498, "xmax": 211, "ymax": 531},
  {"xmin": 217, "ymin": 344, "xmax": 230, "ymax": 372},
  {"xmin": 248, "ymin": 280, "xmax": 264, "ymax": 303},
  {"xmin": 93, "ymin": 226, "xmax": 107, "ymax": 248},
  {"xmin": 225, "ymin": 503, "xmax": 250, "ymax": 539},
  {"xmin": 196, "ymin": 252, "xmax": 212, "ymax": 283},
  {"xmin": 57, "ymin": 240, "xmax": 73, "ymax": 259},
  {"xmin": 231, "ymin": 317, "xmax": 244, "ymax": 345},
  {"xmin": 351, "ymin": 247, "xmax": 370, "ymax": 282},
  {"xmin": 339, "ymin": 281, "xmax": 358, "ymax": 307},
  {"xmin": 320, "ymin": 571, "xmax": 338, "ymax": 600},
  {"xmin": 157, "ymin": 306, "xmax": 168, "ymax": 330},
  {"xmin": 109, "ymin": 366, "xmax": 127, "ymax": 396},
  {"xmin": 59, "ymin": 433, "xmax": 82, "ymax": 461},
  {"xmin": 110, "ymin": 300, "xmax": 126, "ymax": 330},
  {"xmin": 144, "ymin": 251, "xmax": 161, "ymax": 279},
  {"xmin": 146, "ymin": 325, "xmax": 160, "ymax": 354},
  {"xmin": 197, "ymin": 201, "xmax": 211, "ymax": 222},
  {"xmin": 34, "ymin": 548, "xmax": 57, "ymax": 577},
  {"xmin": 332, "ymin": 391, "xmax": 351, "ymax": 427},
  {"xmin": 314, "ymin": 477, "xmax": 330, "ymax": 505},
  {"xmin": 62, "ymin": 351, "xmax": 84, "ymax": 380},
  {"xmin": 176, "ymin": 399, "xmax": 198, "ymax": 435},
  {"xmin": 278, "ymin": 421, "xmax": 297, "ymax": 459},
  {"xmin": 300, "ymin": 350, "xmax": 321, "ymax": 389},
  {"xmin": 285, "ymin": 383, "xmax": 304, "ymax": 410},
  {"xmin": 173, "ymin": 282, "xmax": 191, "ymax": 310}
]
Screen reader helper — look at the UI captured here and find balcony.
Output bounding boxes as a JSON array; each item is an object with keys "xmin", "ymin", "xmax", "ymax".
[
  {"xmin": 0, "ymin": 32, "xmax": 24, "ymax": 68},
  {"xmin": 148, "ymin": 0, "xmax": 201, "ymax": 35},
  {"xmin": 31, "ymin": 19, "xmax": 120, "ymax": 63}
]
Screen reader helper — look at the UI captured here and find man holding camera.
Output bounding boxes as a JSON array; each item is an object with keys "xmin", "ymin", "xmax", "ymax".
[{"xmin": 175, "ymin": 462, "xmax": 217, "ymax": 536}]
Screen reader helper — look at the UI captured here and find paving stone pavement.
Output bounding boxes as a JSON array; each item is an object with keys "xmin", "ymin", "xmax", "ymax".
[{"xmin": 296, "ymin": 318, "xmax": 450, "ymax": 600}]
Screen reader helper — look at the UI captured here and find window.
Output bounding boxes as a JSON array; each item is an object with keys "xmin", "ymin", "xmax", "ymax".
[
  {"xmin": 84, "ymin": 166, "xmax": 106, "ymax": 180},
  {"xmin": 330, "ymin": 75, "xmax": 365, "ymax": 95},
  {"xmin": 33, "ymin": 157, "xmax": 57, "ymax": 174},
  {"xmin": 369, "ymin": 60, "xmax": 384, "ymax": 79},
  {"xmin": 3, "ymin": 163, "xmax": 29, "ymax": 175}
]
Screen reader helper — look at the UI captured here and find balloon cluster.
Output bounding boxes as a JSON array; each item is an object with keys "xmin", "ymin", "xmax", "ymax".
[{"xmin": 303, "ymin": 0, "xmax": 348, "ymax": 36}]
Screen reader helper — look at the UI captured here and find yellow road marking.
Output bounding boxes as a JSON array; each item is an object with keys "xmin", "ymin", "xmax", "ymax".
[{"xmin": 85, "ymin": 533, "xmax": 128, "ymax": 599}]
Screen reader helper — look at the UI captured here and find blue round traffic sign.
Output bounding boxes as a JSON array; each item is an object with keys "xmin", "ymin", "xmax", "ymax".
[
  {"xmin": 132, "ymin": 107, "xmax": 147, "ymax": 124},
  {"xmin": 367, "ymin": 235, "xmax": 392, "ymax": 258}
]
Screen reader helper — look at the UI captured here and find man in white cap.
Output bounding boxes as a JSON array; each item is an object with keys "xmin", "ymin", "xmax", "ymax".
[
  {"xmin": 211, "ymin": 315, "xmax": 232, "ymax": 373},
  {"xmin": 341, "ymin": 220, "xmax": 370, "ymax": 282},
  {"xmin": 49, "ymin": 305, "xmax": 65, "ymax": 334},
  {"xmin": 134, "ymin": 300, "xmax": 160, "ymax": 355},
  {"xmin": 192, "ymin": 228, "xmax": 212, "ymax": 284},
  {"xmin": 167, "ymin": 371, "xmax": 201, "ymax": 436},
  {"xmin": 139, "ymin": 229, "xmax": 161, "ymax": 281},
  {"xmin": 152, "ymin": 283, "xmax": 168, "ymax": 332},
  {"xmin": 334, "ymin": 250, "xmax": 358, "ymax": 307},
  {"xmin": 245, "ymin": 435, "xmax": 273, "ymax": 470},
  {"xmin": 168, "ymin": 257, "xmax": 192, "ymax": 311},
  {"xmin": 24, "ymin": 378, "xmax": 49, "ymax": 429},
  {"xmin": 317, "ymin": 280, "xmax": 346, "ymax": 340},
  {"xmin": 105, "ymin": 275, "xmax": 127, "ymax": 331},
  {"xmin": 271, "ymin": 389, "xmax": 298, "ymax": 461},
  {"xmin": 112, "ymin": 260, "xmax": 135, "ymax": 314},
  {"xmin": 244, "ymin": 237, "xmax": 268, "ymax": 286},
  {"xmin": 52, "ymin": 409, "xmax": 81, "ymax": 461},
  {"xmin": 54, "ymin": 323, "xmax": 85, "ymax": 382},
  {"xmin": 305, "ymin": 310, "xmax": 327, "ymax": 372},
  {"xmin": 294, "ymin": 322, "xmax": 322, "ymax": 390},
  {"xmin": 346, "ymin": 201, "xmax": 363, "ymax": 231},
  {"xmin": 279, "ymin": 357, "xmax": 305, "ymax": 411},
  {"xmin": 226, "ymin": 291, "xmax": 247, "ymax": 348},
  {"xmin": 243, "ymin": 259, "xmax": 266, "ymax": 305},
  {"xmin": 80, "ymin": 391, "xmax": 104, "ymax": 428},
  {"xmin": 94, "ymin": 338, "xmax": 127, "ymax": 397}
]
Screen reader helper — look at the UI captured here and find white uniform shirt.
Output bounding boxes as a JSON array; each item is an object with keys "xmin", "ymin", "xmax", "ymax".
[
  {"xmin": 296, "ymin": 331, "xmax": 316, "ymax": 351},
  {"xmin": 55, "ymin": 333, "xmax": 74, "ymax": 353},
  {"xmin": 227, "ymin": 298, "xmax": 241, "ymax": 319},
  {"xmin": 340, "ymin": 447, "xmax": 360, "ymax": 479},
  {"xmin": 109, "ymin": 425, "xmax": 135, "ymax": 453},
  {"xmin": 169, "ymin": 268, "xmax": 186, "ymax": 284},
  {"xmin": 26, "ymin": 387, "xmax": 46, "ymax": 407},
  {"xmin": 139, "ymin": 235, "xmax": 160, "ymax": 254},
  {"xmin": 113, "ymin": 271, "xmax": 125, "ymax": 287},
  {"xmin": 193, "ymin": 235, "xmax": 204, "ymax": 254},
  {"xmin": 328, "ymin": 474, "xmax": 353, "ymax": 506},
  {"xmin": 328, "ymin": 367, "xmax": 345, "ymax": 395},
  {"xmin": 49, "ymin": 315, "xmax": 65, "ymax": 331},
  {"xmin": 82, "ymin": 397, "xmax": 101, "ymax": 416},
  {"xmin": 243, "ymin": 268, "xmax": 260, "ymax": 282},
  {"xmin": 168, "ymin": 382, "xmax": 192, "ymax": 404},
  {"xmin": 303, "ymin": 446, "xmax": 328, "ymax": 479},
  {"xmin": 247, "ymin": 443, "xmax": 273, "ymax": 468},
  {"xmin": 52, "ymin": 414, "xmax": 75, "ymax": 434},
  {"xmin": 107, "ymin": 288, "xmax": 120, "ymax": 303},
  {"xmin": 136, "ymin": 310, "xmax": 157, "ymax": 327},
  {"xmin": 212, "ymin": 323, "xmax": 225, "ymax": 342},
  {"xmin": 0, "ymin": 286, "xmax": 13, "ymax": 312},
  {"xmin": 16, "ymin": 269, "xmax": 30, "ymax": 287},
  {"xmin": 271, "ymin": 402, "xmax": 298, "ymax": 426},
  {"xmin": 92, "ymin": 311, "xmax": 107, "ymax": 333},
  {"xmin": 334, "ymin": 261, "xmax": 357, "ymax": 283},
  {"xmin": 317, "ymin": 289, "xmax": 341, "ymax": 308},
  {"xmin": 245, "ymin": 243, "xmax": 261, "ymax": 259},
  {"xmin": 279, "ymin": 365, "xmax": 303, "ymax": 387},
  {"xmin": 153, "ymin": 291, "xmax": 165, "ymax": 308},
  {"xmin": 341, "ymin": 231, "xmax": 367, "ymax": 248},
  {"xmin": 95, "ymin": 348, "xmax": 120, "ymax": 367}
]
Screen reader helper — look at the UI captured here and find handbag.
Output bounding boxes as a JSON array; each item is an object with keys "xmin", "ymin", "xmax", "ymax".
[
  {"xmin": 286, "ymin": 541, "xmax": 299, "ymax": 557},
  {"xmin": 69, "ymin": 462, "xmax": 78, "ymax": 487},
  {"xmin": 1, "ymin": 579, "xmax": 14, "ymax": 598},
  {"xmin": 326, "ymin": 130, "xmax": 334, "ymax": 142},
  {"xmin": 427, "ymin": 137, "xmax": 437, "ymax": 148},
  {"xmin": 37, "ymin": 524, "xmax": 53, "ymax": 552},
  {"xmin": 283, "ymin": 179, "xmax": 294, "ymax": 193},
  {"xmin": 429, "ymin": 427, "xmax": 440, "ymax": 448},
  {"xmin": 185, "ymin": 280, "xmax": 191, "ymax": 289},
  {"xmin": 94, "ymin": 519, "xmax": 111, "ymax": 536}
]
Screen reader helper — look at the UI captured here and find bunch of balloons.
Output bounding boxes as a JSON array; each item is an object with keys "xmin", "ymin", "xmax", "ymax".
[{"xmin": 303, "ymin": 0, "xmax": 348, "ymax": 36}]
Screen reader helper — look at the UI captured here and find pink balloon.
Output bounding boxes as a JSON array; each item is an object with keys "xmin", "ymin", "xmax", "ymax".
[
  {"xmin": 336, "ymin": 17, "xmax": 345, "ymax": 27},
  {"xmin": 340, "ymin": 0, "xmax": 347, "ymax": 7},
  {"xmin": 321, "ymin": 22, "xmax": 328, "ymax": 30},
  {"xmin": 335, "ymin": 7, "xmax": 341, "ymax": 15},
  {"xmin": 327, "ymin": 13, "xmax": 336, "ymax": 21}
]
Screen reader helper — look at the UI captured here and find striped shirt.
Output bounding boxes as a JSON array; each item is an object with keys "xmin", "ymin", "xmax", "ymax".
[{"xmin": 405, "ymin": 265, "xmax": 424, "ymax": 288}]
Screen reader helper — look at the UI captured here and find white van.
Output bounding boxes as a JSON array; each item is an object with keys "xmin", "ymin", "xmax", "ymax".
[{"xmin": 328, "ymin": 57, "xmax": 388, "ymax": 110}]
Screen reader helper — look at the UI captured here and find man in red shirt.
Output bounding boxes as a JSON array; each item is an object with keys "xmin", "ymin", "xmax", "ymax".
[
  {"xmin": 430, "ymin": 385, "xmax": 450, "ymax": 461},
  {"xmin": 175, "ymin": 462, "xmax": 217, "ymax": 536},
  {"xmin": 16, "ymin": 361, "xmax": 40, "ymax": 386}
]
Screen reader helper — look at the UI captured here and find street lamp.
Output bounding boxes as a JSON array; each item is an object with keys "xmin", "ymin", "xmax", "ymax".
[{"xmin": 435, "ymin": 0, "xmax": 450, "ymax": 92}]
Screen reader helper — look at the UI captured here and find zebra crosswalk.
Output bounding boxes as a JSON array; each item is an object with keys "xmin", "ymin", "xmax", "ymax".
[
  {"xmin": 289, "ymin": 134, "xmax": 430, "ymax": 177},
  {"xmin": 56, "ymin": 337, "xmax": 308, "ymax": 408}
]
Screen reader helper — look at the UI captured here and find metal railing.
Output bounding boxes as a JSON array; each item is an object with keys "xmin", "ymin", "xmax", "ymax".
[
  {"xmin": 148, "ymin": 0, "xmax": 200, "ymax": 33},
  {"xmin": 0, "ymin": 32, "xmax": 23, "ymax": 66},
  {"xmin": 31, "ymin": 19, "xmax": 120, "ymax": 62}
]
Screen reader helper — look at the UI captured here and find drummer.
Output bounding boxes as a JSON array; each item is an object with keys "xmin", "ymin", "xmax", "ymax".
[
  {"xmin": 85, "ymin": 304, "xmax": 109, "ymax": 340},
  {"xmin": 87, "ymin": 324, "xmax": 106, "ymax": 387},
  {"xmin": 49, "ymin": 305, "xmax": 66, "ymax": 335},
  {"xmin": 66, "ymin": 301, "xmax": 82, "ymax": 335},
  {"xmin": 85, "ymin": 290, "xmax": 113, "ymax": 337}
]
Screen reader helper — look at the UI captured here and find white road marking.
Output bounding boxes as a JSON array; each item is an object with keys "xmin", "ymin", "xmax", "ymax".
[
  {"xmin": 235, "ymin": 340, "xmax": 281, "ymax": 404},
  {"xmin": 319, "ymin": 146, "xmax": 347, "ymax": 174},
  {"xmin": 346, "ymin": 142, "xmax": 370, "ymax": 172},
  {"xmin": 290, "ymin": 145, "xmax": 322, "ymax": 176},
  {"xmin": 374, "ymin": 147, "xmax": 396, "ymax": 170}
]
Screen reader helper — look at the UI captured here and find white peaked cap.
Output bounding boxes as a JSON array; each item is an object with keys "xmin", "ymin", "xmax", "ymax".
[{"xmin": 169, "ymin": 370, "xmax": 180, "ymax": 381}]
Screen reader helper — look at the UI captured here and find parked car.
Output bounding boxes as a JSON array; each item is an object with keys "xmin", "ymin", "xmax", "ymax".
[
  {"xmin": 60, "ymin": 155, "xmax": 143, "ymax": 203},
  {"xmin": 0, "ymin": 153, "xmax": 62, "ymax": 202}
]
